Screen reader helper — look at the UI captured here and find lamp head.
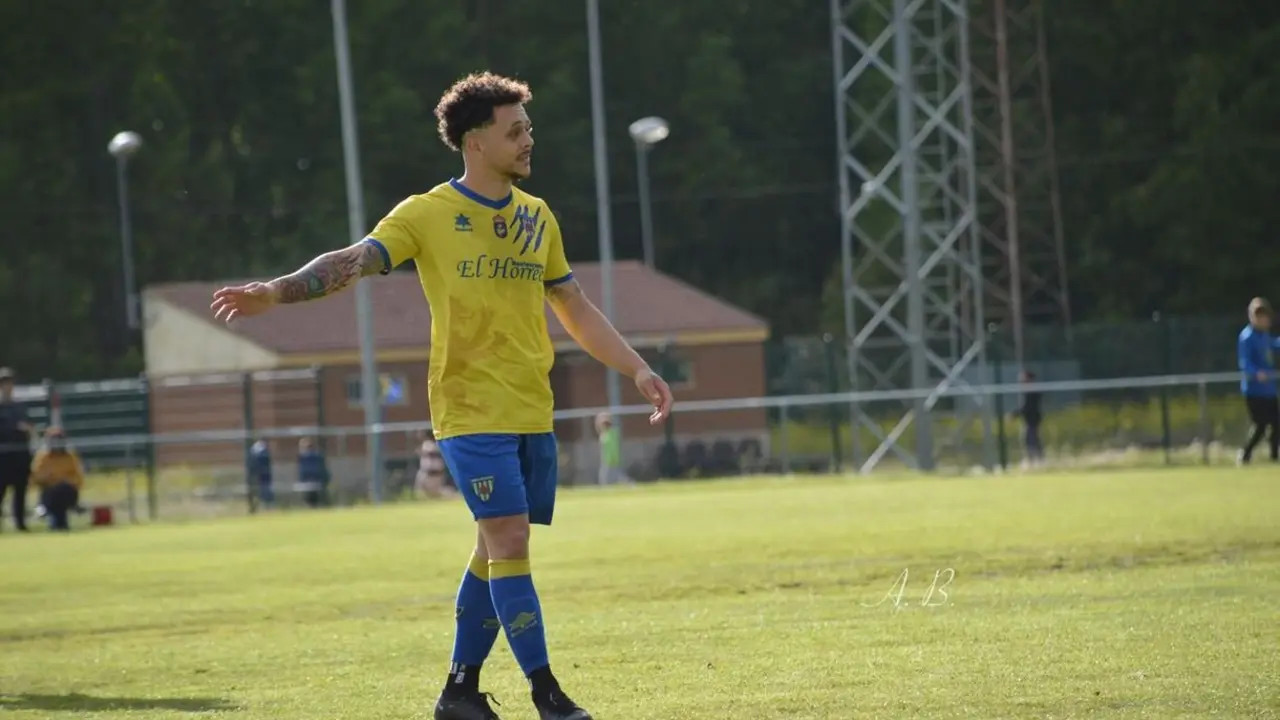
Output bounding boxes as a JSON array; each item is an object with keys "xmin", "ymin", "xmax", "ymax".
[
  {"xmin": 628, "ymin": 116, "xmax": 670, "ymax": 146},
  {"xmin": 108, "ymin": 131, "xmax": 143, "ymax": 159}
]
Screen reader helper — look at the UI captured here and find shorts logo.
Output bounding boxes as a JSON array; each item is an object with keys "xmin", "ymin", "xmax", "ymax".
[
  {"xmin": 470, "ymin": 476, "xmax": 495, "ymax": 502},
  {"xmin": 492, "ymin": 215, "xmax": 508, "ymax": 238}
]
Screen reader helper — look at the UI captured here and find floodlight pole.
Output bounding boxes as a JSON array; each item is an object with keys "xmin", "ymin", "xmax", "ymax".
[
  {"xmin": 634, "ymin": 141, "xmax": 655, "ymax": 269},
  {"xmin": 108, "ymin": 132, "xmax": 143, "ymax": 333},
  {"xmin": 331, "ymin": 0, "xmax": 384, "ymax": 502},
  {"xmin": 586, "ymin": 0, "xmax": 623, "ymax": 416},
  {"xmin": 115, "ymin": 156, "xmax": 140, "ymax": 332}
]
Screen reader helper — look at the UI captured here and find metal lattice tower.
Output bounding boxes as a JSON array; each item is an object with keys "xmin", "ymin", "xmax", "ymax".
[
  {"xmin": 969, "ymin": 0, "xmax": 1071, "ymax": 365},
  {"xmin": 830, "ymin": 0, "xmax": 994, "ymax": 472}
]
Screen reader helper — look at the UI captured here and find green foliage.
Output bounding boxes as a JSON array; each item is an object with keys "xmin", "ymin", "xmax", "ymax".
[{"xmin": 2, "ymin": 2, "xmax": 1278, "ymax": 379}]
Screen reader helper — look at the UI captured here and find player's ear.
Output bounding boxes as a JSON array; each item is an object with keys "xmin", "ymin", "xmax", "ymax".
[{"xmin": 463, "ymin": 130, "xmax": 483, "ymax": 155}]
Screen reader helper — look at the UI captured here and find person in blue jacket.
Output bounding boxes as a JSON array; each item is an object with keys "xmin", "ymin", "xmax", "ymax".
[
  {"xmin": 1238, "ymin": 297, "xmax": 1280, "ymax": 464},
  {"xmin": 296, "ymin": 437, "xmax": 330, "ymax": 508},
  {"xmin": 249, "ymin": 439, "xmax": 274, "ymax": 508}
]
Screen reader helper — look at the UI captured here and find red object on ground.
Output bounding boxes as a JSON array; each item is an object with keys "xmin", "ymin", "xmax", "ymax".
[{"xmin": 91, "ymin": 506, "xmax": 114, "ymax": 526}]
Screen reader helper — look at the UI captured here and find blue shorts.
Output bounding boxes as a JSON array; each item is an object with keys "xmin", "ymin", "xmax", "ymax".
[{"xmin": 437, "ymin": 433, "xmax": 559, "ymax": 525}]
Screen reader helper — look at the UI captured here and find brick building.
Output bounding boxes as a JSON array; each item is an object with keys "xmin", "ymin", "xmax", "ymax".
[{"xmin": 142, "ymin": 262, "xmax": 770, "ymax": 485}]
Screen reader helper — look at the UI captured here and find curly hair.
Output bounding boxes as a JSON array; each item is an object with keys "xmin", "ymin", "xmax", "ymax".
[{"xmin": 434, "ymin": 72, "xmax": 533, "ymax": 152}]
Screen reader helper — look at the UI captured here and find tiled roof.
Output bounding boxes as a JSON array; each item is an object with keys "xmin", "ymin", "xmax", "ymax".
[{"xmin": 147, "ymin": 261, "xmax": 768, "ymax": 355}]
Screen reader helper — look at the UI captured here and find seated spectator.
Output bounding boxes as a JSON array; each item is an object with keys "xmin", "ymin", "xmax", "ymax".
[
  {"xmin": 414, "ymin": 431, "xmax": 457, "ymax": 500},
  {"xmin": 296, "ymin": 437, "xmax": 330, "ymax": 508},
  {"xmin": 29, "ymin": 427, "xmax": 85, "ymax": 532},
  {"xmin": 249, "ymin": 439, "xmax": 274, "ymax": 509}
]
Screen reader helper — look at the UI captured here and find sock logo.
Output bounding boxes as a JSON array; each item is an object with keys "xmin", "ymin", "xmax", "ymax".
[
  {"xmin": 470, "ymin": 476, "xmax": 494, "ymax": 502},
  {"xmin": 507, "ymin": 611, "xmax": 539, "ymax": 637},
  {"xmin": 483, "ymin": 617, "xmax": 502, "ymax": 630}
]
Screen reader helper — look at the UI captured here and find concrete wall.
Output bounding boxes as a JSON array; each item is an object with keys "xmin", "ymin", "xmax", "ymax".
[{"xmin": 143, "ymin": 297, "xmax": 278, "ymax": 375}]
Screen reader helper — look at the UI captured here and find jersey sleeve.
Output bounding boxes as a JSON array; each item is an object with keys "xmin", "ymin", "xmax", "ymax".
[
  {"xmin": 366, "ymin": 196, "xmax": 429, "ymax": 274},
  {"xmin": 1239, "ymin": 334, "xmax": 1258, "ymax": 373},
  {"xmin": 542, "ymin": 209, "xmax": 573, "ymax": 287}
]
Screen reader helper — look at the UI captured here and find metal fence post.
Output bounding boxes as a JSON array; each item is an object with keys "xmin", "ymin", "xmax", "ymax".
[
  {"xmin": 242, "ymin": 373, "xmax": 256, "ymax": 514},
  {"xmin": 778, "ymin": 401, "xmax": 791, "ymax": 474},
  {"xmin": 140, "ymin": 374, "xmax": 157, "ymax": 521},
  {"xmin": 124, "ymin": 442, "xmax": 138, "ymax": 524},
  {"xmin": 1154, "ymin": 312, "xmax": 1172, "ymax": 465},
  {"xmin": 314, "ymin": 364, "xmax": 327, "ymax": 455},
  {"xmin": 41, "ymin": 378, "xmax": 56, "ymax": 430},
  {"xmin": 823, "ymin": 334, "xmax": 844, "ymax": 472},
  {"xmin": 989, "ymin": 325, "xmax": 1008, "ymax": 471},
  {"xmin": 658, "ymin": 342, "xmax": 676, "ymax": 449},
  {"xmin": 1197, "ymin": 379, "xmax": 1210, "ymax": 465}
]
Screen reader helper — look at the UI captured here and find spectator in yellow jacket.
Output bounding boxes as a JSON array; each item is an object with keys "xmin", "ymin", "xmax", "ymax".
[{"xmin": 30, "ymin": 427, "xmax": 84, "ymax": 532}]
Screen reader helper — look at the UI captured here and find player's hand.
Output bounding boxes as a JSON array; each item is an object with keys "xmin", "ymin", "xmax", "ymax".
[
  {"xmin": 1259, "ymin": 371, "xmax": 1269, "ymax": 382},
  {"xmin": 210, "ymin": 282, "xmax": 279, "ymax": 324},
  {"xmin": 634, "ymin": 367, "xmax": 673, "ymax": 424}
]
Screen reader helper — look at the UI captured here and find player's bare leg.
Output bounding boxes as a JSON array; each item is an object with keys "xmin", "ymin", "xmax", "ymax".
[
  {"xmin": 435, "ymin": 530, "xmax": 505, "ymax": 720},
  {"xmin": 480, "ymin": 514, "xmax": 592, "ymax": 720}
]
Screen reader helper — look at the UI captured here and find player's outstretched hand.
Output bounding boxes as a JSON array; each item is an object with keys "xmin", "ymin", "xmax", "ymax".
[
  {"xmin": 210, "ymin": 282, "xmax": 278, "ymax": 324},
  {"xmin": 634, "ymin": 367, "xmax": 674, "ymax": 425}
]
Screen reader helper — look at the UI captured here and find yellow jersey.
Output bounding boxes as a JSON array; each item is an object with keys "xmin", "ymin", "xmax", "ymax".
[
  {"xmin": 367, "ymin": 179, "xmax": 573, "ymax": 439},
  {"xmin": 31, "ymin": 449, "xmax": 85, "ymax": 491}
]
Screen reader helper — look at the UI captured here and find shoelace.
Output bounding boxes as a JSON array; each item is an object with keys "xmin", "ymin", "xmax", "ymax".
[
  {"xmin": 475, "ymin": 692, "xmax": 501, "ymax": 719},
  {"xmin": 542, "ymin": 690, "xmax": 580, "ymax": 711}
]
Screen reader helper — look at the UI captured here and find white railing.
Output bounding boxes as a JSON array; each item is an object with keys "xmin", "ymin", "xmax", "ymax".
[{"xmin": 32, "ymin": 370, "xmax": 1248, "ymax": 452}]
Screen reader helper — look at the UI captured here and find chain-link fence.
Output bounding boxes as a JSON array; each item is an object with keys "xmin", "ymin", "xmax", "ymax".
[
  {"xmin": 2, "ymin": 369, "xmax": 1262, "ymax": 528},
  {"xmin": 1, "ymin": 313, "xmax": 1260, "ymax": 526}
]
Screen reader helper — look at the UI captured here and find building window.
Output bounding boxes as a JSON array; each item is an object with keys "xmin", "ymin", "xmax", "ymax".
[
  {"xmin": 641, "ymin": 350, "xmax": 695, "ymax": 388},
  {"xmin": 345, "ymin": 372, "xmax": 410, "ymax": 408}
]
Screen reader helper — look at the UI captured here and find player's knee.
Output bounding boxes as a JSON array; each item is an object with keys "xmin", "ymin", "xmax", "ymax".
[
  {"xmin": 478, "ymin": 514, "xmax": 530, "ymax": 560},
  {"xmin": 473, "ymin": 528, "xmax": 490, "ymax": 562}
]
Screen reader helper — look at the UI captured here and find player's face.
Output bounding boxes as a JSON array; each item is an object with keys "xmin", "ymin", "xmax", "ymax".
[
  {"xmin": 1258, "ymin": 313, "xmax": 1272, "ymax": 331},
  {"xmin": 479, "ymin": 104, "xmax": 534, "ymax": 181}
]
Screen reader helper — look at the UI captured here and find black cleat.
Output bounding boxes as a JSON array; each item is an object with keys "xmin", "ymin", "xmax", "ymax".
[
  {"xmin": 533, "ymin": 687, "xmax": 593, "ymax": 720},
  {"xmin": 434, "ymin": 691, "xmax": 502, "ymax": 720}
]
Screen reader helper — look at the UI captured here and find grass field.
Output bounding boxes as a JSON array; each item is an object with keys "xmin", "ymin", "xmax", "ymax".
[{"xmin": 2, "ymin": 467, "xmax": 1278, "ymax": 719}]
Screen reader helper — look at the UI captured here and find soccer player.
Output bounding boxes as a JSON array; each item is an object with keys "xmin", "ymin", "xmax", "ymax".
[
  {"xmin": 210, "ymin": 72, "xmax": 674, "ymax": 720},
  {"xmin": 1238, "ymin": 297, "xmax": 1279, "ymax": 464}
]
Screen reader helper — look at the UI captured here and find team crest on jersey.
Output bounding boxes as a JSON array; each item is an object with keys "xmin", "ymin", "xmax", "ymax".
[
  {"xmin": 511, "ymin": 204, "xmax": 544, "ymax": 255},
  {"xmin": 492, "ymin": 215, "xmax": 508, "ymax": 238},
  {"xmin": 470, "ymin": 476, "xmax": 495, "ymax": 502},
  {"xmin": 514, "ymin": 205, "xmax": 537, "ymax": 236}
]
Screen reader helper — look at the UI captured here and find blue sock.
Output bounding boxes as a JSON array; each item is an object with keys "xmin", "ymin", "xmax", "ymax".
[
  {"xmin": 444, "ymin": 554, "xmax": 501, "ymax": 696},
  {"xmin": 488, "ymin": 559, "xmax": 550, "ymax": 676}
]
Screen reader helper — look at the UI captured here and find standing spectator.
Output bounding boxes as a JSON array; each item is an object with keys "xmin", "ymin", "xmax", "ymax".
[
  {"xmin": 594, "ymin": 412, "xmax": 626, "ymax": 485},
  {"xmin": 1012, "ymin": 370, "xmax": 1045, "ymax": 468},
  {"xmin": 1238, "ymin": 297, "xmax": 1280, "ymax": 464},
  {"xmin": 249, "ymin": 439, "xmax": 275, "ymax": 509},
  {"xmin": 30, "ymin": 427, "xmax": 85, "ymax": 532},
  {"xmin": 0, "ymin": 367, "xmax": 33, "ymax": 532},
  {"xmin": 414, "ymin": 430, "xmax": 456, "ymax": 499},
  {"xmin": 296, "ymin": 437, "xmax": 330, "ymax": 508}
]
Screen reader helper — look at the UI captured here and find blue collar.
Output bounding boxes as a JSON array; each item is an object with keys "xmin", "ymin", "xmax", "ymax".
[{"xmin": 449, "ymin": 178, "xmax": 512, "ymax": 210}]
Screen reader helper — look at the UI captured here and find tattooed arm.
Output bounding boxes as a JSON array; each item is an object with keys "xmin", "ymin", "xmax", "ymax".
[
  {"xmin": 269, "ymin": 241, "xmax": 388, "ymax": 304},
  {"xmin": 211, "ymin": 240, "xmax": 390, "ymax": 323}
]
